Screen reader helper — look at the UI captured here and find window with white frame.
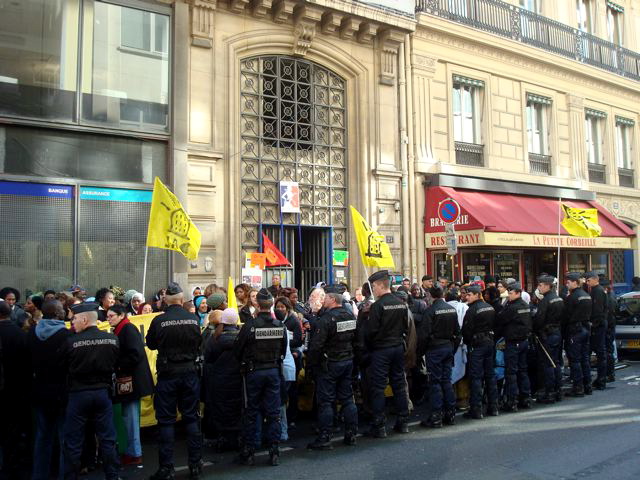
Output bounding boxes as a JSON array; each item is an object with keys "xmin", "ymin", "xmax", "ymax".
[
  {"xmin": 615, "ymin": 116, "xmax": 634, "ymax": 170},
  {"xmin": 606, "ymin": 2, "xmax": 624, "ymax": 45},
  {"xmin": 526, "ymin": 94, "xmax": 551, "ymax": 155},
  {"xmin": 520, "ymin": 0, "xmax": 541, "ymax": 13},
  {"xmin": 452, "ymin": 75, "xmax": 483, "ymax": 144},
  {"xmin": 577, "ymin": 0, "xmax": 592, "ymax": 33},
  {"xmin": 121, "ymin": 8, "xmax": 169, "ymax": 55},
  {"xmin": 585, "ymin": 109, "xmax": 605, "ymax": 164}
]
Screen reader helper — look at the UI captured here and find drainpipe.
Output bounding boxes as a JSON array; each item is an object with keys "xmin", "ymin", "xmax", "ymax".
[
  {"xmin": 405, "ymin": 34, "xmax": 418, "ymax": 281},
  {"xmin": 399, "ymin": 41, "xmax": 411, "ymax": 277}
]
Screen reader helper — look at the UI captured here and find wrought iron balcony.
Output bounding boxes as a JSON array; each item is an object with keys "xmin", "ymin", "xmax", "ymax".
[
  {"xmin": 587, "ymin": 163, "xmax": 606, "ymax": 184},
  {"xmin": 455, "ymin": 141, "xmax": 484, "ymax": 166},
  {"xmin": 529, "ymin": 153, "xmax": 551, "ymax": 175},
  {"xmin": 416, "ymin": 0, "xmax": 640, "ymax": 82},
  {"xmin": 618, "ymin": 167, "xmax": 635, "ymax": 188}
]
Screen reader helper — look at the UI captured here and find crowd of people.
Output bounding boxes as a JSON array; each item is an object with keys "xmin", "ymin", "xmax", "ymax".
[{"xmin": 0, "ymin": 269, "xmax": 621, "ymax": 479}]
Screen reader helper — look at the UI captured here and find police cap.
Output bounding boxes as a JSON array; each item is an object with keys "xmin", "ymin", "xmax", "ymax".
[
  {"xmin": 538, "ymin": 275, "xmax": 555, "ymax": 285},
  {"xmin": 70, "ymin": 302, "xmax": 99, "ymax": 314},
  {"xmin": 599, "ymin": 278, "xmax": 611, "ymax": 287},
  {"xmin": 257, "ymin": 288, "xmax": 272, "ymax": 301},
  {"xmin": 507, "ymin": 282, "xmax": 523, "ymax": 292},
  {"xmin": 566, "ymin": 272, "xmax": 581, "ymax": 282},
  {"xmin": 585, "ymin": 271, "xmax": 599, "ymax": 279},
  {"xmin": 368, "ymin": 270, "xmax": 389, "ymax": 284},
  {"xmin": 467, "ymin": 285, "xmax": 482, "ymax": 294},
  {"xmin": 166, "ymin": 282, "xmax": 183, "ymax": 296}
]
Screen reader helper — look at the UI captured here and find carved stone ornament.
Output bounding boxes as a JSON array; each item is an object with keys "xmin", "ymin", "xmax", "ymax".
[
  {"xmin": 378, "ymin": 29, "xmax": 405, "ymax": 86},
  {"xmin": 190, "ymin": 0, "xmax": 217, "ymax": 48},
  {"xmin": 293, "ymin": 22, "xmax": 316, "ymax": 56}
]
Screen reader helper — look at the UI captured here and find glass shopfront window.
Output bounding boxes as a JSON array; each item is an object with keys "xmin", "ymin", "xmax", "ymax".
[
  {"xmin": 590, "ymin": 252, "xmax": 609, "ymax": 278},
  {"xmin": 433, "ymin": 253, "xmax": 453, "ymax": 282},
  {"xmin": 81, "ymin": 1, "xmax": 170, "ymax": 132},
  {"xmin": 463, "ymin": 252, "xmax": 491, "ymax": 282},
  {"xmin": 0, "ymin": 0, "xmax": 79, "ymax": 120},
  {"xmin": 567, "ymin": 253, "xmax": 589, "ymax": 273},
  {"xmin": 493, "ymin": 253, "xmax": 520, "ymax": 281}
]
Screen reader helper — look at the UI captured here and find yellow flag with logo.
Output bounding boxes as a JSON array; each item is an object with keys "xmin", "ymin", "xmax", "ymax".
[
  {"xmin": 147, "ymin": 177, "xmax": 201, "ymax": 260},
  {"xmin": 227, "ymin": 276, "xmax": 238, "ymax": 310},
  {"xmin": 350, "ymin": 205, "xmax": 395, "ymax": 269},
  {"xmin": 561, "ymin": 204, "xmax": 602, "ymax": 238}
]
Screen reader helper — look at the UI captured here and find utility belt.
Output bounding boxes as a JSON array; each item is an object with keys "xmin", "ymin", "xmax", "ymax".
[
  {"xmin": 470, "ymin": 331, "xmax": 494, "ymax": 346},
  {"xmin": 157, "ymin": 357, "xmax": 198, "ymax": 376},
  {"xmin": 326, "ymin": 350, "xmax": 354, "ymax": 363},
  {"xmin": 241, "ymin": 359, "xmax": 281, "ymax": 372}
]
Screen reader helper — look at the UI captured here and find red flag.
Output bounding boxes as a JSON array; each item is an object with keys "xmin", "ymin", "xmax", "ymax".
[{"xmin": 262, "ymin": 234, "xmax": 291, "ymax": 267}]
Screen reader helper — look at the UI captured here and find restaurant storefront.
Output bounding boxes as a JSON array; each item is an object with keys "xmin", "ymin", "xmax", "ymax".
[{"xmin": 425, "ymin": 184, "xmax": 635, "ymax": 292}]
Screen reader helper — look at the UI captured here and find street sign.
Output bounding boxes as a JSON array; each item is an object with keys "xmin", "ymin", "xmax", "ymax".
[
  {"xmin": 445, "ymin": 223, "xmax": 457, "ymax": 255},
  {"xmin": 438, "ymin": 197, "xmax": 461, "ymax": 224}
]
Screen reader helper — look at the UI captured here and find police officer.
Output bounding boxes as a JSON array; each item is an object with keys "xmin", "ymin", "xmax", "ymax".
[
  {"xmin": 146, "ymin": 282, "xmax": 203, "ymax": 480},
  {"xmin": 496, "ymin": 283, "xmax": 532, "ymax": 412},
  {"xmin": 234, "ymin": 288, "xmax": 287, "ymax": 466},
  {"xmin": 586, "ymin": 271, "xmax": 607, "ymax": 390},
  {"xmin": 307, "ymin": 286, "xmax": 358, "ymax": 450},
  {"xmin": 362, "ymin": 270, "xmax": 410, "ymax": 438},
  {"xmin": 62, "ymin": 302, "xmax": 120, "ymax": 480},
  {"xmin": 602, "ymin": 278, "xmax": 616, "ymax": 383},
  {"xmin": 533, "ymin": 275, "xmax": 564, "ymax": 403},
  {"xmin": 420, "ymin": 286, "xmax": 461, "ymax": 428},
  {"xmin": 562, "ymin": 272, "xmax": 592, "ymax": 397},
  {"xmin": 461, "ymin": 284, "xmax": 498, "ymax": 419}
]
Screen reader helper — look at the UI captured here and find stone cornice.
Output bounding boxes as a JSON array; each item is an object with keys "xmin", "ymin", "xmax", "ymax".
[{"xmin": 414, "ymin": 15, "xmax": 640, "ymax": 104}]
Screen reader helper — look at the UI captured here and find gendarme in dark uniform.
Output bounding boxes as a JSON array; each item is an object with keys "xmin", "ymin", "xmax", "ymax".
[
  {"xmin": 495, "ymin": 282, "xmax": 532, "ymax": 411},
  {"xmin": 562, "ymin": 272, "xmax": 592, "ymax": 397},
  {"xmin": 234, "ymin": 288, "xmax": 287, "ymax": 466},
  {"xmin": 533, "ymin": 275, "xmax": 564, "ymax": 403},
  {"xmin": 62, "ymin": 302, "xmax": 120, "ymax": 480},
  {"xmin": 362, "ymin": 270, "xmax": 410, "ymax": 438},
  {"xmin": 586, "ymin": 271, "xmax": 608, "ymax": 390},
  {"xmin": 307, "ymin": 286, "xmax": 358, "ymax": 450},
  {"xmin": 602, "ymin": 278, "xmax": 617, "ymax": 382},
  {"xmin": 461, "ymin": 285, "xmax": 498, "ymax": 419},
  {"xmin": 420, "ymin": 286, "xmax": 461, "ymax": 428},
  {"xmin": 146, "ymin": 282, "xmax": 203, "ymax": 480}
]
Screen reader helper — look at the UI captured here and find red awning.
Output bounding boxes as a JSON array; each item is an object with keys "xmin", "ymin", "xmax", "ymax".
[{"xmin": 425, "ymin": 186, "xmax": 635, "ymax": 237}]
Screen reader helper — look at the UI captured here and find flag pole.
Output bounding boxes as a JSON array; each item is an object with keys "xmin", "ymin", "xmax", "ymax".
[
  {"xmin": 142, "ymin": 245, "xmax": 149, "ymax": 297},
  {"xmin": 557, "ymin": 197, "xmax": 562, "ymax": 285}
]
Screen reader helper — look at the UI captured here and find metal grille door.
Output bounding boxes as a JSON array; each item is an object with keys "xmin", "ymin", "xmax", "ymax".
[{"xmin": 240, "ymin": 56, "xmax": 348, "ymax": 256}]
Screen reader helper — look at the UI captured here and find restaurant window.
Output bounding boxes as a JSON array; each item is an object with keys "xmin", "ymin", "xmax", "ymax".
[
  {"xmin": 81, "ymin": 1, "xmax": 170, "ymax": 132},
  {"xmin": 590, "ymin": 252, "xmax": 609, "ymax": 279},
  {"xmin": 493, "ymin": 253, "xmax": 520, "ymax": 281},
  {"xmin": 463, "ymin": 252, "xmax": 491, "ymax": 282},
  {"xmin": 0, "ymin": 0, "xmax": 79, "ymax": 121},
  {"xmin": 433, "ymin": 253, "xmax": 453, "ymax": 282},
  {"xmin": 567, "ymin": 252, "xmax": 589, "ymax": 273}
]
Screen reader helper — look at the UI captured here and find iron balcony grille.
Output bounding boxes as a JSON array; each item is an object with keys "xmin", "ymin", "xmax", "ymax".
[
  {"xmin": 455, "ymin": 141, "xmax": 484, "ymax": 166},
  {"xmin": 588, "ymin": 163, "xmax": 606, "ymax": 184},
  {"xmin": 618, "ymin": 167, "xmax": 635, "ymax": 188},
  {"xmin": 529, "ymin": 153, "xmax": 551, "ymax": 175},
  {"xmin": 416, "ymin": 0, "xmax": 640, "ymax": 82}
]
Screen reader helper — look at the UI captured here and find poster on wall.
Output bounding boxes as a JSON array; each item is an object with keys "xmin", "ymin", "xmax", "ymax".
[
  {"xmin": 242, "ymin": 267, "xmax": 263, "ymax": 289},
  {"xmin": 280, "ymin": 181, "xmax": 300, "ymax": 213}
]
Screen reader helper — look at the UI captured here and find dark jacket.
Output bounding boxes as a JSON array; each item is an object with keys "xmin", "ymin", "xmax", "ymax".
[
  {"xmin": 496, "ymin": 298, "xmax": 532, "ymax": 342},
  {"xmin": 234, "ymin": 312, "xmax": 287, "ymax": 369},
  {"xmin": 28, "ymin": 322, "xmax": 71, "ymax": 409},
  {"xmin": 606, "ymin": 291, "xmax": 616, "ymax": 333},
  {"xmin": 461, "ymin": 300, "xmax": 495, "ymax": 346},
  {"xmin": 146, "ymin": 304, "xmax": 202, "ymax": 378},
  {"xmin": 421, "ymin": 298, "xmax": 461, "ymax": 351},
  {"xmin": 533, "ymin": 291, "xmax": 564, "ymax": 335},
  {"xmin": 0, "ymin": 319, "xmax": 30, "ymax": 402},
  {"xmin": 563, "ymin": 287, "xmax": 592, "ymax": 332},
  {"xmin": 283, "ymin": 312, "xmax": 303, "ymax": 350},
  {"xmin": 354, "ymin": 301, "xmax": 372, "ymax": 367},
  {"xmin": 363, "ymin": 292, "xmax": 408, "ymax": 350},
  {"xmin": 203, "ymin": 325, "xmax": 242, "ymax": 434},
  {"xmin": 63, "ymin": 326, "xmax": 119, "ymax": 392},
  {"xmin": 589, "ymin": 284, "xmax": 608, "ymax": 329},
  {"xmin": 239, "ymin": 305, "xmax": 255, "ymax": 325},
  {"xmin": 113, "ymin": 321, "xmax": 154, "ymax": 403},
  {"xmin": 307, "ymin": 305, "xmax": 357, "ymax": 367}
]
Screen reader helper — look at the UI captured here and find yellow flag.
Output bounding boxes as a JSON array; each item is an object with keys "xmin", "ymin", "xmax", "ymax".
[
  {"xmin": 561, "ymin": 204, "xmax": 602, "ymax": 238},
  {"xmin": 147, "ymin": 177, "xmax": 201, "ymax": 260},
  {"xmin": 227, "ymin": 276, "xmax": 238, "ymax": 310},
  {"xmin": 350, "ymin": 205, "xmax": 395, "ymax": 269}
]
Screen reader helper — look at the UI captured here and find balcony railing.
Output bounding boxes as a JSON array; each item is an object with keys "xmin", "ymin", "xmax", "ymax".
[
  {"xmin": 619, "ymin": 167, "xmax": 635, "ymax": 188},
  {"xmin": 455, "ymin": 141, "xmax": 484, "ymax": 166},
  {"xmin": 529, "ymin": 153, "xmax": 551, "ymax": 175},
  {"xmin": 416, "ymin": 0, "xmax": 640, "ymax": 82},
  {"xmin": 588, "ymin": 163, "xmax": 606, "ymax": 184}
]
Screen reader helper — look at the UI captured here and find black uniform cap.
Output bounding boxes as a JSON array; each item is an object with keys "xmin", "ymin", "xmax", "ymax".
[
  {"xmin": 467, "ymin": 285, "xmax": 482, "ymax": 294},
  {"xmin": 166, "ymin": 282, "xmax": 183, "ymax": 295},
  {"xmin": 566, "ymin": 272, "xmax": 581, "ymax": 282},
  {"xmin": 257, "ymin": 288, "xmax": 273, "ymax": 301},
  {"xmin": 507, "ymin": 282, "xmax": 523, "ymax": 292},
  {"xmin": 585, "ymin": 271, "xmax": 599, "ymax": 279},
  {"xmin": 70, "ymin": 302, "xmax": 99, "ymax": 314},
  {"xmin": 538, "ymin": 275, "xmax": 555, "ymax": 285},
  {"xmin": 599, "ymin": 278, "xmax": 611, "ymax": 287},
  {"xmin": 368, "ymin": 270, "xmax": 389, "ymax": 283}
]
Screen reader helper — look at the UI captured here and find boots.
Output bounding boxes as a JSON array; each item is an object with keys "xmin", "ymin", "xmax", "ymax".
[
  {"xmin": 487, "ymin": 404, "xmax": 499, "ymax": 417},
  {"xmin": 518, "ymin": 397, "xmax": 532, "ymax": 409},
  {"xmin": 236, "ymin": 446, "xmax": 255, "ymax": 466},
  {"xmin": 565, "ymin": 385, "xmax": 584, "ymax": 397},
  {"xmin": 307, "ymin": 433, "xmax": 333, "ymax": 451},
  {"xmin": 393, "ymin": 416, "xmax": 410, "ymax": 434},
  {"xmin": 537, "ymin": 390, "xmax": 555, "ymax": 404},
  {"xmin": 443, "ymin": 409, "xmax": 456, "ymax": 426},
  {"xmin": 268, "ymin": 446, "xmax": 280, "ymax": 466},
  {"xmin": 343, "ymin": 429, "xmax": 357, "ymax": 446},
  {"xmin": 584, "ymin": 384, "xmax": 593, "ymax": 395},
  {"xmin": 149, "ymin": 466, "xmax": 175, "ymax": 480},
  {"xmin": 593, "ymin": 378, "xmax": 606, "ymax": 390},
  {"xmin": 501, "ymin": 399, "xmax": 518, "ymax": 412},
  {"xmin": 367, "ymin": 424, "xmax": 387, "ymax": 438},
  {"xmin": 188, "ymin": 460, "xmax": 204, "ymax": 480},
  {"xmin": 420, "ymin": 412, "xmax": 442, "ymax": 428},
  {"xmin": 463, "ymin": 407, "xmax": 483, "ymax": 420}
]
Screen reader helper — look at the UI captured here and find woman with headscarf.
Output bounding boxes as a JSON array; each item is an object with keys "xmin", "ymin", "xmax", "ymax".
[
  {"xmin": 202, "ymin": 308, "xmax": 242, "ymax": 450},
  {"xmin": 194, "ymin": 295, "xmax": 209, "ymax": 327},
  {"xmin": 128, "ymin": 292, "xmax": 145, "ymax": 317},
  {"xmin": 106, "ymin": 304, "xmax": 154, "ymax": 466}
]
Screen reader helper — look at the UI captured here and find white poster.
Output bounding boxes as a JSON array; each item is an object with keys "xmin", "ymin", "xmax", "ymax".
[
  {"xmin": 280, "ymin": 181, "xmax": 301, "ymax": 213},
  {"xmin": 242, "ymin": 267, "xmax": 263, "ymax": 289}
]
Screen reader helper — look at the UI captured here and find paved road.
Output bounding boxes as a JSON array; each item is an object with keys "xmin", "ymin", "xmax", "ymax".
[{"xmin": 112, "ymin": 360, "xmax": 640, "ymax": 480}]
